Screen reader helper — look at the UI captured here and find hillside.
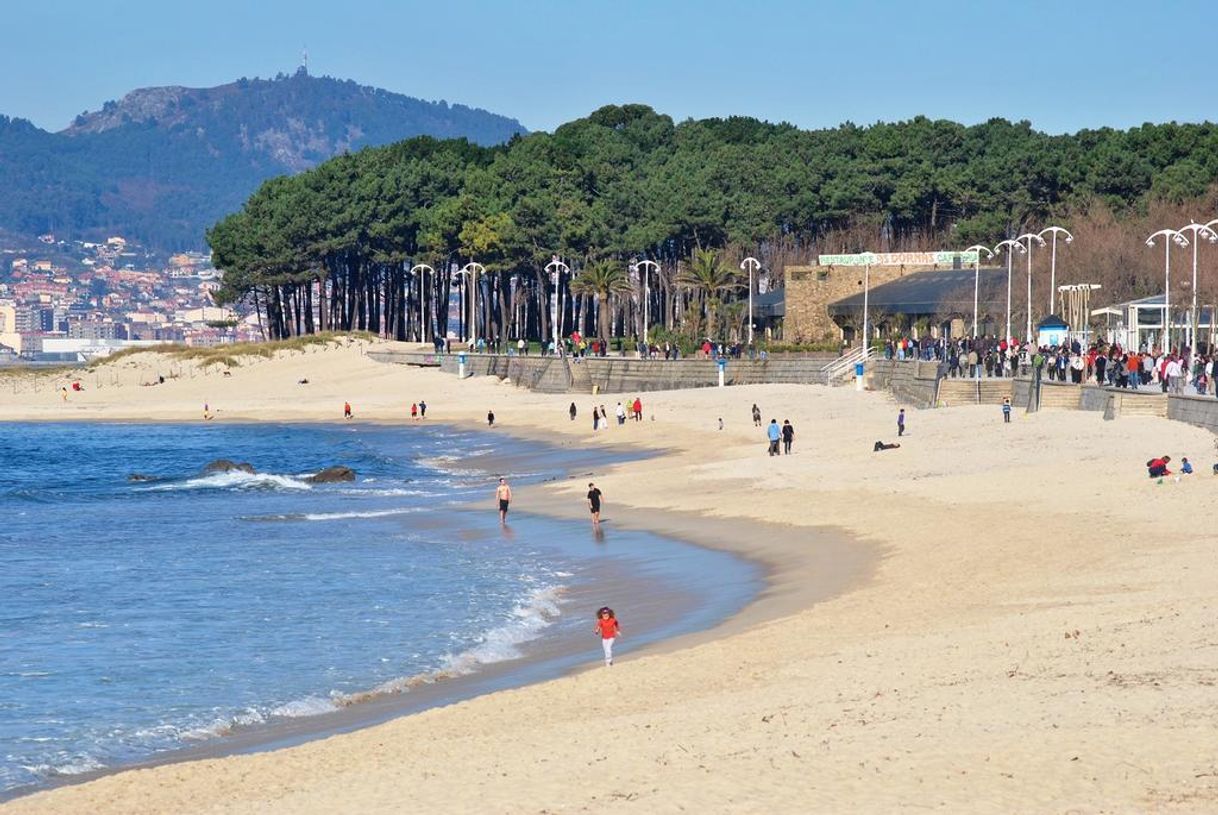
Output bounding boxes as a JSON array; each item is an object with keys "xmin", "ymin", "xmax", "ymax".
[{"xmin": 0, "ymin": 70, "xmax": 526, "ymax": 250}]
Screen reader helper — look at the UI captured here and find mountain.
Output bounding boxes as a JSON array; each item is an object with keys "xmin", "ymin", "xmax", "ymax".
[{"xmin": 0, "ymin": 70, "xmax": 526, "ymax": 250}]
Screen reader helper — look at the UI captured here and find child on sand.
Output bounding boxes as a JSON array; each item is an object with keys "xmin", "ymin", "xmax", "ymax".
[
  {"xmin": 410, "ymin": 403, "xmax": 418, "ymax": 421},
  {"xmin": 1181, "ymin": 457, "xmax": 1193, "ymax": 474},
  {"xmin": 1002, "ymin": 397, "xmax": 1011, "ymax": 423},
  {"xmin": 344, "ymin": 402, "xmax": 352, "ymax": 420},
  {"xmin": 595, "ymin": 607, "xmax": 620, "ymax": 666}
]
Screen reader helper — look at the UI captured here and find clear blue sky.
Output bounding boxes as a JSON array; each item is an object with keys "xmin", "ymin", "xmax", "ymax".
[{"xmin": 2, "ymin": 0, "xmax": 1213, "ymax": 134}]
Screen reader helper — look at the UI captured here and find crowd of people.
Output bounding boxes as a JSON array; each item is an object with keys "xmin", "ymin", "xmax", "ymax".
[{"xmin": 886, "ymin": 334, "xmax": 1218, "ymax": 396}]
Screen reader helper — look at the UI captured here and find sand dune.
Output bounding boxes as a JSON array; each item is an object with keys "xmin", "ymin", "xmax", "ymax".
[{"xmin": 2, "ymin": 342, "xmax": 1216, "ymax": 813}]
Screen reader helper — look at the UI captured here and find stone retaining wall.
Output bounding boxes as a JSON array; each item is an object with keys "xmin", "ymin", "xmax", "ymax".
[
  {"xmin": 1167, "ymin": 394, "xmax": 1218, "ymax": 433},
  {"xmin": 866, "ymin": 360, "xmax": 940, "ymax": 409}
]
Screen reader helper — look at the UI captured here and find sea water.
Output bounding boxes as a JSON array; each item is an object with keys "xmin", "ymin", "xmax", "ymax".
[{"xmin": 0, "ymin": 422, "xmax": 757, "ymax": 795}]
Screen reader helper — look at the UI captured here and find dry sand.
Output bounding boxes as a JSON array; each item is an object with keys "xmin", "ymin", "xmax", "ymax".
[{"xmin": 2, "ymin": 341, "xmax": 1216, "ymax": 814}]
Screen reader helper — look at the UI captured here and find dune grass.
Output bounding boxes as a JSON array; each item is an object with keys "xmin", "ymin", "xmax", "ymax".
[{"xmin": 88, "ymin": 332, "xmax": 378, "ymax": 371}]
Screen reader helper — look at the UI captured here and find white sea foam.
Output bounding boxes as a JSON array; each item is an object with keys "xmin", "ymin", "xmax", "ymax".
[
  {"xmin": 439, "ymin": 585, "xmax": 564, "ymax": 675},
  {"xmin": 24, "ymin": 756, "xmax": 104, "ymax": 779},
  {"xmin": 301, "ymin": 508, "xmax": 420, "ymax": 521},
  {"xmin": 146, "ymin": 471, "xmax": 313, "ymax": 492},
  {"xmin": 270, "ymin": 696, "xmax": 339, "ymax": 718}
]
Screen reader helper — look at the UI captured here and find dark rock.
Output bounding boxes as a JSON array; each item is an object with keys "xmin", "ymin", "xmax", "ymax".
[
  {"xmin": 203, "ymin": 459, "xmax": 257, "ymax": 475},
  {"xmin": 127, "ymin": 473, "xmax": 155, "ymax": 482},
  {"xmin": 306, "ymin": 466, "xmax": 356, "ymax": 484}
]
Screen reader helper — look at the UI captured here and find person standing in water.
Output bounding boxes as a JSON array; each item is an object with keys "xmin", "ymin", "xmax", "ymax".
[
  {"xmin": 595, "ymin": 607, "xmax": 620, "ymax": 666},
  {"xmin": 586, "ymin": 482, "xmax": 602, "ymax": 527},
  {"xmin": 495, "ymin": 477, "xmax": 512, "ymax": 524}
]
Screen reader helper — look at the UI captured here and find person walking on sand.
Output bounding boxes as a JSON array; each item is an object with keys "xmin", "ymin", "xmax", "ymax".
[
  {"xmin": 632, "ymin": 397, "xmax": 642, "ymax": 422},
  {"xmin": 591, "ymin": 405, "xmax": 599, "ymax": 431},
  {"xmin": 410, "ymin": 403, "xmax": 418, "ymax": 421},
  {"xmin": 897, "ymin": 408, "xmax": 906, "ymax": 437},
  {"xmin": 419, "ymin": 400, "xmax": 427, "ymax": 419},
  {"xmin": 586, "ymin": 482, "xmax": 602, "ymax": 526},
  {"xmin": 595, "ymin": 607, "xmax": 620, "ymax": 666},
  {"xmin": 615, "ymin": 401, "xmax": 626, "ymax": 426},
  {"xmin": 752, "ymin": 403, "xmax": 762, "ymax": 427},
  {"xmin": 1002, "ymin": 397, "xmax": 1012, "ymax": 423},
  {"xmin": 781, "ymin": 419, "xmax": 795, "ymax": 454},
  {"xmin": 766, "ymin": 418, "xmax": 781, "ymax": 456},
  {"xmin": 487, "ymin": 409, "xmax": 495, "ymax": 427},
  {"xmin": 344, "ymin": 401, "xmax": 352, "ymax": 420},
  {"xmin": 569, "ymin": 402, "xmax": 577, "ymax": 421},
  {"xmin": 496, "ymin": 478, "xmax": 512, "ymax": 524}
]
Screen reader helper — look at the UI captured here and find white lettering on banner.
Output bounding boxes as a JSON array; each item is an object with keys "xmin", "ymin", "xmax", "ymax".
[{"xmin": 817, "ymin": 251, "xmax": 980, "ymax": 267}]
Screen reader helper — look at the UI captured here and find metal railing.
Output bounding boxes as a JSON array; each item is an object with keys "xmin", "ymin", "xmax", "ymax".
[{"xmin": 819, "ymin": 346, "xmax": 871, "ymax": 385}]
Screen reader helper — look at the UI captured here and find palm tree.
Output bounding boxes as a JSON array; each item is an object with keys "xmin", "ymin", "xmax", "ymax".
[
  {"xmin": 571, "ymin": 259, "xmax": 634, "ymax": 342},
  {"xmin": 677, "ymin": 249, "xmax": 741, "ymax": 339}
]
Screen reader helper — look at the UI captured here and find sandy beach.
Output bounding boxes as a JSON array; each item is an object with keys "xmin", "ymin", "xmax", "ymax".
[{"xmin": 2, "ymin": 341, "xmax": 1216, "ymax": 813}]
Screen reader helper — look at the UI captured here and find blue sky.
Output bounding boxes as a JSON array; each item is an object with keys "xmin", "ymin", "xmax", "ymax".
[{"xmin": 2, "ymin": 0, "xmax": 1213, "ymax": 134}]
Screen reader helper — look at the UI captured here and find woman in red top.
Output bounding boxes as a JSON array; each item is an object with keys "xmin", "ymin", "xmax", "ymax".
[{"xmin": 595, "ymin": 607, "xmax": 620, "ymax": 666}]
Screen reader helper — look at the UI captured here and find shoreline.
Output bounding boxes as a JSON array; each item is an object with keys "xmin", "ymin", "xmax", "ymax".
[
  {"xmin": 4, "ymin": 344, "xmax": 1217, "ymax": 813},
  {"xmin": 0, "ymin": 417, "xmax": 872, "ymax": 805}
]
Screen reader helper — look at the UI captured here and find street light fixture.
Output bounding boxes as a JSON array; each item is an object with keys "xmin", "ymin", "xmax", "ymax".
[
  {"xmin": 963, "ymin": 245, "xmax": 995, "ymax": 338},
  {"xmin": 1146, "ymin": 229, "xmax": 1189, "ymax": 351},
  {"xmin": 544, "ymin": 256, "xmax": 569, "ymax": 354},
  {"xmin": 631, "ymin": 259, "xmax": 659, "ymax": 348},
  {"xmin": 994, "ymin": 238, "xmax": 1026, "ymax": 344},
  {"xmin": 455, "ymin": 262, "xmax": 485, "ymax": 349},
  {"xmin": 1015, "ymin": 232, "xmax": 1047, "ymax": 343},
  {"xmin": 409, "ymin": 263, "xmax": 434, "ymax": 343},
  {"xmin": 1036, "ymin": 226, "xmax": 1074, "ymax": 314},
  {"xmin": 1178, "ymin": 221, "xmax": 1218, "ymax": 353},
  {"xmin": 740, "ymin": 257, "xmax": 760, "ymax": 346}
]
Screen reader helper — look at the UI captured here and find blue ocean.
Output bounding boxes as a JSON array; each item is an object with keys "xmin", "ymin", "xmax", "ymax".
[{"xmin": 0, "ymin": 422, "xmax": 757, "ymax": 795}]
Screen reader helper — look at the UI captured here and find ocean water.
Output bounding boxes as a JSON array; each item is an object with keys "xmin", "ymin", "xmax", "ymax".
[{"xmin": 0, "ymin": 422, "xmax": 758, "ymax": 795}]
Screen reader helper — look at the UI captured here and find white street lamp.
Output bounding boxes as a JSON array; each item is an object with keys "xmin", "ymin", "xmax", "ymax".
[
  {"xmin": 740, "ymin": 257, "xmax": 760, "ymax": 346},
  {"xmin": 963, "ymin": 245, "xmax": 995, "ymax": 338},
  {"xmin": 1146, "ymin": 230, "xmax": 1189, "ymax": 352},
  {"xmin": 1178, "ymin": 221, "xmax": 1218, "ymax": 353},
  {"xmin": 409, "ymin": 263, "xmax": 433, "ymax": 343},
  {"xmin": 456, "ymin": 262, "xmax": 485, "ymax": 349},
  {"xmin": 1036, "ymin": 226, "xmax": 1074, "ymax": 314},
  {"xmin": 631, "ymin": 259, "xmax": 659, "ymax": 348},
  {"xmin": 994, "ymin": 238, "xmax": 1026, "ymax": 344},
  {"xmin": 544, "ymin": 256, "xmax": 569, "ymax": 354},
  {"xmin": 1015, "ymin": 232, "xmax": 1046, "ymax": 343}
]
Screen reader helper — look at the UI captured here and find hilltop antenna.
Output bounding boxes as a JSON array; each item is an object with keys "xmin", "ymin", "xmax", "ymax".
[{"xmin": 300, "ymin": 46, "xmax": 309, "ymax": 75}]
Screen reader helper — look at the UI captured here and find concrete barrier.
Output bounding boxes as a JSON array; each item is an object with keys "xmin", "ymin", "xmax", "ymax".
[
  {"xmin": 1167, "ymin": 393, "xmax": 1218, "ymax": 432},
  {"xmin": 866, "ymin": 360, "xmax": 940, "ymax": 409}
]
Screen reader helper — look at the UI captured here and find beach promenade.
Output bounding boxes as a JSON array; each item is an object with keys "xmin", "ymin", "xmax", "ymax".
[{"xmin": 2, "ymin": 340, "xmax": 1216, "ymax": 813}]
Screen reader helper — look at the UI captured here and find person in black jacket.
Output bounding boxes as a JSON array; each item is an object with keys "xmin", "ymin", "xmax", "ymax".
[{"xmin": 781, "ymin": 420, "xmax": 795, "ymax": 455}]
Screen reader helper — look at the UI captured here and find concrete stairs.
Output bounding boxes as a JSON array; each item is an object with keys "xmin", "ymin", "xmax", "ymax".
[
  {"xmin": 566, "ymin": 356, "xmax": 594, "ymax": 394},
  {"xmin": 935, "ymin": 378, "xmax": 1012, "ymax": 406},
  {"xmin": 1038, "ymin": 383, "xmax": 1083, "ymax": 409},
  {"xmin": 1118, "ymin": 393, "xmax": 1168, "ymax": 418},
  {"xmin": 977, "ymin": 379, "xmax": 1013, "ymax": 404}
]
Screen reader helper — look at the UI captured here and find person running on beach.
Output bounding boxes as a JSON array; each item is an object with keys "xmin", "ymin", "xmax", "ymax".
[
  {"xmin": 344, "ymin": 401, "xmax": 352, "ymax": 420},
  {"xmin": 1002, "ymin": 397, "xmax": 1012, "ymax": 423},
  {"xmin": 595, "ymin": 607, "xmax": 620, "ymax": 666},
  {"xmin": 781, "ymin": 419, "xmax": 795, "ymax": 454},
  {"xmin": 410, "ymin": 403, "xmax": 418, "ymax": 421},
  {"xmin": 766, "ymin": 419, "xmax": 781, "ymax": 456},
  {"xmin": 487, "ymin": 409, "xmax": 495, "ymax": 427},
  {"xmin": 587, "ymin": 482, "xmax": 602, "ymax": 526},
  {"xmin": 752, "ymin": 403, "xmax": 762, "ymax": 427},
  {"xmin": 419, "ymin": 400, "xmax": 427, "ymax": 418},
  {"xmin": 496, "ymin": 478, "xmax": 512, "ymax": 524},
  {"xmin": 897, "ymin": 408, "xmax": 906, "ymax": 437},
  {"xmin": 569, "ymin": 402, "xmax": 577, "ymax": 421}
]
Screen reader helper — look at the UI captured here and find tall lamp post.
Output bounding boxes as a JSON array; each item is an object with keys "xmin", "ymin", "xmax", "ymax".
[
  {"xmin": 740, "ymin": 256, "xmax": 760, "ymax": 346},
  {"xmin": 1146, "ymin": 229, "xmax": 1189, "ymax": 352},
  {"xmin": 1176, "ymin": 222, "xmax": 1218, "ymax": 353},
  {"xmin": 994, "ymin": 239, "xmax": 1026, "ymax": 344},
  {"xmin": 456, "ymin": 262, "xmax": 485, "ymax": 349},
  {"xmin": 1015, "ymin": 232, "xmax": 1046, "ymax": 343},
  {"xmin": 631, "ymin": 259, "xmax": 658, "ymax": 348},
  {"xmin": 963, "ymin": 245, "xmax": 995, "ymax": 338},
  {"xmin": 409, "ymin": 263, "xmax": 433, "ymax": 343},
  {"xmin": 1036, "ymin": 227, "xmax": 1074, "ymax": 314},
  {"xmin": 544, "ymin": 256, "xmax": 569, "ymax": 353}
]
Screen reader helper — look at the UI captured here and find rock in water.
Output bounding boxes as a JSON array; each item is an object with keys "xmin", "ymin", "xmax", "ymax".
[
  {"xmin": 307, "ymin": 466, "xmax": 356, "ymax": 483},
  {"xmin": 127, "ymin": 473, "xmax": 154, "ymax": 482},
  {"xmin": 203, "ymin": 459, "xmax": 257, "ymax": 475}
]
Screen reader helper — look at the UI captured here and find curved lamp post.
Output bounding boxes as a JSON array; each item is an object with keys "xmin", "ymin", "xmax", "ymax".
[
  {"xmin": 963, "ymin": 245, "xmax": 995, "ymax": 338},
  {"xmin": 1015, "ymin": 233, "xmax": 1047, "ymax": 343},
  {"xmin": 544, "ymin": 256, "xmax": 569, "ymax": 353},
  {"xmin": 994, "ymin": 238, "xmax": 1026, "ymax": 344},
  {"xmin": 1037, "ymin": 226, "xmax": 1074, "ymax": 315},
  {"xmin": 632, "ymin": 259, "xmax": 659, "ymax": 347},
  {"xmin": 409, "ymin": 263, "xmax": 434, "ymax": 343},
  {"xmin": 1146, "ymin": 229, "xmax": 1189, "ymax": 352},
  {"xmin": 740, "ymin": 257, "xmax": 761, "ymax": 346},
  {"xmin": 1178, "ymin": 222, "xmax": 1218, "ymax": 353},
  {"xmin": 455, "ymin": 262, "xmax": 485, "ymax": 348}
]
